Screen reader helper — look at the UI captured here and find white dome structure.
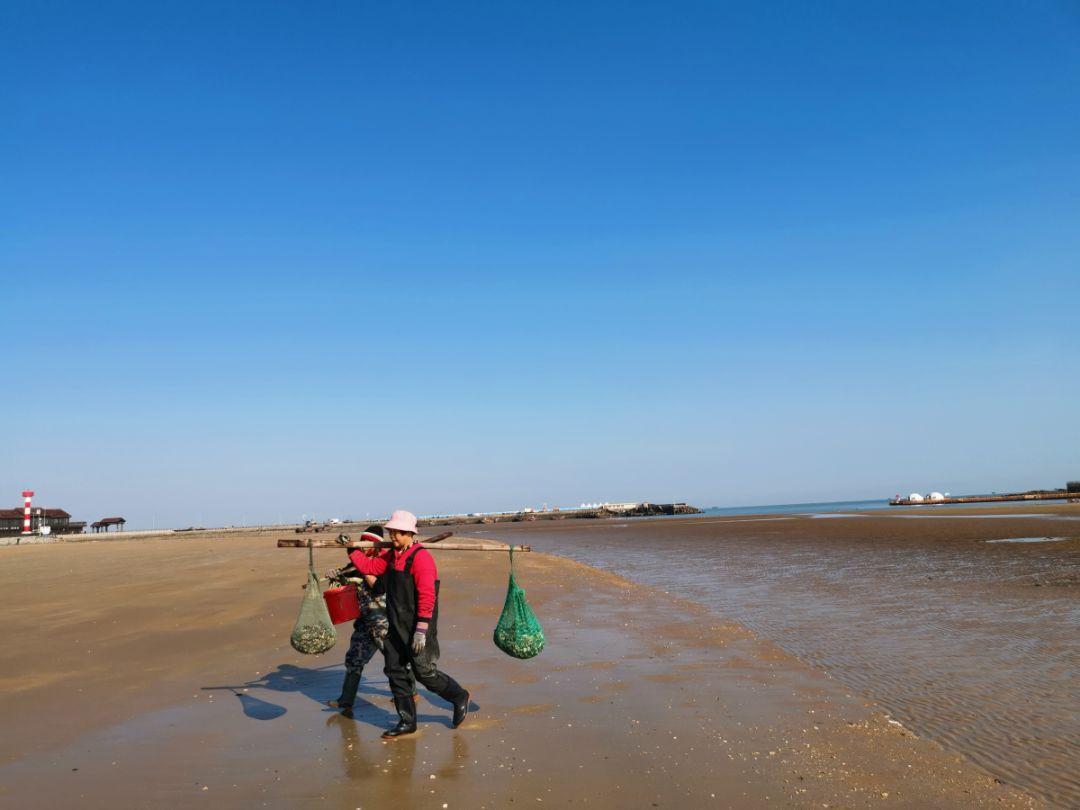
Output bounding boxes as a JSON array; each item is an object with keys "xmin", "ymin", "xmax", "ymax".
[
  {"xmin": 928, "ymin": 492, "xmax": 946, "ymax": 502},
  {"xmin": 908, "ymin": 493, "xmax": 925, "ymax": 502}
]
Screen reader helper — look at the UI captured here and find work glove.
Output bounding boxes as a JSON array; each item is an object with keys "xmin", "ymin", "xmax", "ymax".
[
  {"xmin": 325, "ymin": 564, "xmax": 359, "ymax": 587},
  {"xmin": 411, "ymin": 624, "xmax": 428, "ymax": 655},
  {"xmin": 335, "ymin": 533, "xmax": 351, "ymax": 545}
]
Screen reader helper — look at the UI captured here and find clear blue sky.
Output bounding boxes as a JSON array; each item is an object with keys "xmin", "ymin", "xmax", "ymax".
[{"xmin": 3, "ymin": 1, "xmax": 1078, "ymax": 528}]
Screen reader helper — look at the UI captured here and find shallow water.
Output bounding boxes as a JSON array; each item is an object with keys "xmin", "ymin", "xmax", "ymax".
[
  {"xmin": 986, "ymin": 537, "xmax": 1068, "ymax": 544},
  {"xmin": 510, "ymin": 517, "xmax": 1080, "ymax": 808},
  {"xmin": 886, "ymin": 512, "xmax": 1080, "ymax": 519}
]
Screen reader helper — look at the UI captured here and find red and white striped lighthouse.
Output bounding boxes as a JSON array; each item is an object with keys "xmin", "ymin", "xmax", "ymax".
[{"xmin": 21, "ymin": 490, "xmax": 34, "ymax": 535}]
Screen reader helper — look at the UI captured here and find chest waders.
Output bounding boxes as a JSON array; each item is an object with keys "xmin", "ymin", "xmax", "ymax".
[
  {"xmin": 379, "ymin": 544, "xmax": 471, "ymax": 739},
  {"xmin": 385, "ymin": 546, "xmax": 441, "ymax": 656}
]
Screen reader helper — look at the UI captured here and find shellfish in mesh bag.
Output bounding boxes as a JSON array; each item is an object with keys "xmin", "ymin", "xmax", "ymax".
[
  {"xmin": 291, "ymin": 545, "xmax": 337, "ymax": 655},
  {"xmin": 493, "ymin": 547, "xmax": 544, "ymax": 659}
]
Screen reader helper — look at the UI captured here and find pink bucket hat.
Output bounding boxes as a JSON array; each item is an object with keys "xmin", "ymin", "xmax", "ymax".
[{"xmin": 384, "ymin": 509, "xmax": 418, "ymax": 535}]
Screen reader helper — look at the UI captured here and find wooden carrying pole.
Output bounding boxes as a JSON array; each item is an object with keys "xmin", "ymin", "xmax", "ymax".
[{"xmin": 277, "ymin": 538, "xmax": 531, "ymax": 552}]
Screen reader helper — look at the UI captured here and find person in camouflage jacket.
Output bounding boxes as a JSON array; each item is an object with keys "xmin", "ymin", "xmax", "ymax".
[{"xmin": 326, "ymin": 525, "xmax": 415, "ymax": 715}]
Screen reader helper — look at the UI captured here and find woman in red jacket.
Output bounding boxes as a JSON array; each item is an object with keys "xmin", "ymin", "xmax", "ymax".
[{"xmin": 348, "ymin": 510, "xmax": 470, "ymax": 739}]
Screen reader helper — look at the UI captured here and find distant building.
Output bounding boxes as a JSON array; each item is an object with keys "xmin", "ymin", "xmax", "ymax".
[
  {"xmin": 601, "ymin": 502, "xmax": 642, "ymax": 512},
  {"xmin": 0, "ymin": 507, "xmax": 85, "ymax": 537},
  {"xmin": 928, "ymin": 492, "xmax": 946, "ymax": 502},
  {"xmin": 907, "ymin": 493, "xmax": 925, "ymax": 503}
]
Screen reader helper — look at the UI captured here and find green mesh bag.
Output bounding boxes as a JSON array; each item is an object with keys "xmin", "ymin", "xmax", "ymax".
[
  {"xmin": 493, "ymin": 547, "xmax": 545, "ymax": 659},
  {"xmin": 290, "ymin": 543, "xmax": 337, "ymax": 655}
]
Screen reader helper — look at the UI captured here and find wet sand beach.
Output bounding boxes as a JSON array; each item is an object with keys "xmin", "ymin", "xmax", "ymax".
[
  {"xmin": 0, "ymin": 527, "xmax": 1042, "ymax": 808},
  {"xmin": 467, "ymin": 504, "xmax": 1080, "ymax": 808}
]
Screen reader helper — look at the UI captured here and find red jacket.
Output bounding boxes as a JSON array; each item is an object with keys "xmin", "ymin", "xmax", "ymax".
[{"xmin": 348, "ymin": 543, "xmax": 437, "ymax": 622}]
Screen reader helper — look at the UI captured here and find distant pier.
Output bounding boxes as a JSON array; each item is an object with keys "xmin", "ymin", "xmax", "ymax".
[{"xmin": 890, "ymin": 490, "xmax": 1078, "ymax": 507}]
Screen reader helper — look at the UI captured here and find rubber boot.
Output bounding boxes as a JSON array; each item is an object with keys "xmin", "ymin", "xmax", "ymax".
[
  {"xmin": 452, "ymin": 688, "xmax": 471, "ymax": 728},
  {"xmin": 328, "ymin": 671, "xmax": 362, "ymax": 710},
  {"xmin": 381, "ymin": 696, "xmax": 418, "ymax": 739},
  {"xmin": 430, "ymin": 676, "xmax": 470, "ymax": 728}
]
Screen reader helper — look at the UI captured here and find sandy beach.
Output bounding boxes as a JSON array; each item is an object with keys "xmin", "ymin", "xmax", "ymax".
[{"xmin": 0, "ymin": 524, "xmax": 1044, "ymax": 809}]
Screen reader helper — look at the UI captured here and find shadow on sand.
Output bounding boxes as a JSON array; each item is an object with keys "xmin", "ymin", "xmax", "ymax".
[
  {"xmin": 202, "ymin": 663, "xmax": 354, "ymax": 722},
  {"xmin": 203, "ymin": 663, "xmax": 471, "ymax": 730}
]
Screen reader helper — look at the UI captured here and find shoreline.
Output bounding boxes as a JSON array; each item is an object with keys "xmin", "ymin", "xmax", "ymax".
[
  {"xmin": 6, "ymin": 499, "xmax": 1075, "ymax": 548},
  {"xmin": 0, "ymin": 529, "xmax": 1040, "ymax": 807}
]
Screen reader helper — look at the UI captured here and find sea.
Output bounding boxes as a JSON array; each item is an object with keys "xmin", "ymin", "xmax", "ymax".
[
  {"xmin": 695, "ymin": 497, "xmax": 1028, "ymax": 517},
  {"xmin": 698, "ymin": 498, "xmax": 891, "ymax": 516}
]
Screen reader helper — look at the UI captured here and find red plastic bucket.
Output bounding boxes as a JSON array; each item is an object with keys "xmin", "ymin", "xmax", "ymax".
[{"xmin": 323, "ymin": 585, "xmax": 360, "ymax": 625}]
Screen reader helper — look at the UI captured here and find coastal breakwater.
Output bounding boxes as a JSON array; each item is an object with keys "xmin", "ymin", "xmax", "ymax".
[{"xmin": 416, "ymin": 501, "xmax": 701, "ymax": 526}]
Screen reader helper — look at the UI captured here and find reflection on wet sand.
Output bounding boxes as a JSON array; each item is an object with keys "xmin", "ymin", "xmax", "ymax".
[{"xmin": 329, "ymin": 694, "xmax": 468, "ymax": 787}]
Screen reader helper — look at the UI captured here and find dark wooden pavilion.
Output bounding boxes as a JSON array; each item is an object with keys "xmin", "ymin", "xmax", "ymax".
[{"xmin": 91, "ymin": 517, "xmax": 127, "ymax": 533}]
